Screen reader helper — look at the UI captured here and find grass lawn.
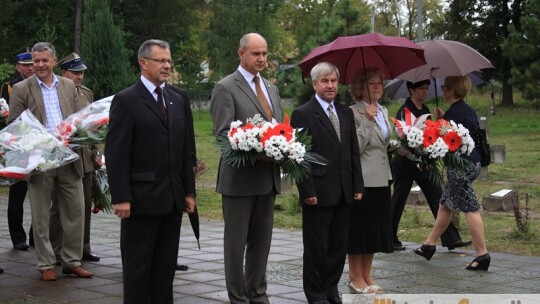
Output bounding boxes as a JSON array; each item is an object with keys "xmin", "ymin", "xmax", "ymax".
[{"xmin": 193, "ymin": 89, "xmax": 540, "ymax": 256}]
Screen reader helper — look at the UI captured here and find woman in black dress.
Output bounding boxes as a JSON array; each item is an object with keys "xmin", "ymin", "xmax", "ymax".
[{"xmin": 414, "ymin": 75, "xmax": 490, "ymax": 271}]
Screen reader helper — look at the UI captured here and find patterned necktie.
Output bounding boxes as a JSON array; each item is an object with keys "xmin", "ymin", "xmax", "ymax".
[
  {"xmin": 328, "ymin": 104, "xmax": 341, "ymax": 141},
  {"xmin": 155, "ymin": 86, "xmax": 167, "ymax": 120},
  {"xmin": 253, "ymin": 76, "xmax": 273, "ymax": 120}
]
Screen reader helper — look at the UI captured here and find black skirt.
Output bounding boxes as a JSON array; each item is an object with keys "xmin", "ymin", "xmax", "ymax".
[{"xmin": 347, "ymin": 186, "xmax": 394, "ymax": 254}]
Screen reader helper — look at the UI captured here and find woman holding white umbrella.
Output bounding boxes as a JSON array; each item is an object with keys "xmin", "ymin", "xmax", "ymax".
[{"xmin": 413, "ymin": 75, "xmax": 490, "ymax": 271}]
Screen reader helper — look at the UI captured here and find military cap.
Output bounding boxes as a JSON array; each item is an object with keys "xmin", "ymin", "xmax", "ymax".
[
  {"xmin": 58, "ymin": 52, "xmax": 88, "ymax": 71},
  {"xmin": 15, "ymin": 50, "xmax": 33, "ymax": 64}
]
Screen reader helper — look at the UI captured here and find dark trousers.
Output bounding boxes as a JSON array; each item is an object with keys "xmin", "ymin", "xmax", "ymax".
[
  {"xmin": 391, "ymin": 169, "xmax": 462, "ymax": 247},
  {"xmin": 302, "ymin": 199, "xmax": 351, "ymax": 303},
  {"xmin": 121, "ymin": 210, "xmax": 181, "ymax": 304},
  {"xmin": 222, "ymin": 193, "xmax": 275, "ymax": 304},
  {"xmin": 7, "ymin": 180, "xmax": 31, "ymax": 245}
]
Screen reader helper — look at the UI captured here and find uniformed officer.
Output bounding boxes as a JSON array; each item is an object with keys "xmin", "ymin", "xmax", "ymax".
[
  {"xmin": 1, "ymin": 49, "xmax": 35, "ymax": 103},
  {"xmin": 1, "ymin": 49, "xmax": 35, "ymax": 252},
  {"xmin": 49, "ymin": 52, "xmax": 101, "ymax": 262}
]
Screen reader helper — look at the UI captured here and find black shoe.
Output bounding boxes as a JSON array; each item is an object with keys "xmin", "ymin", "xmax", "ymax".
[
  {"xmin": 466, "ymin": 253, "xmax": 491, "ymax": 271},
  {"xmin": 328, "ymin": 296, "xmax": 342, "ymax": 304},
  {"xmin": 175, "ymin": 264, "xmax": 188, "ymax": 271},
  {"xmin": 0, "ymin": 268, "xmax": 3, "ymax": 274},
  {"xmin": 414, "ymin": 244, "xmax": 436, "ymax": 261},
  {"xmin": 14, "ymin": 242, "xmax": 29, "ymax": 251},
  {"xmin": 447, "ymin": 240, "xmax": 472, "ymax": 250},
  {"xmin": 55, "ymin": 255, "xmax": 62, "ymax": 266},
  {"xmin": 82, "ymin": 251, "xmax": 101, "ymax": 262}
]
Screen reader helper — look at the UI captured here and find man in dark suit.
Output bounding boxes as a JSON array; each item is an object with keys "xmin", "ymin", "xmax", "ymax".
[
  {"xmin": 210, "ymin": 32, "xmax": 283, "ymax": 304},
  {"xmin": 9, "ymin": 42, "xmax": 92, "ymax": 281},
  {"xmin": 1, "ymin": 49, "xmax": 34, "ymax": 251},
  {"xmin": 391, "ymin": 80, "xmax": 471, "ymax": 251},
  {"xmin": 105, "ymin": 39, "xmax": 196, "ymax": 304},
  {"xmin": 290, "ymin": 62, "xmax": 364, "ymax": 304}
]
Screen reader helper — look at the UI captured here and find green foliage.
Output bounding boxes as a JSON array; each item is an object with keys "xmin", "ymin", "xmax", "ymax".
[
  {"xmin": 0, "ymin": 63, "xmax": 15, "ymax": 83},
  {"xmin": 0, "ymin": 0, "xmax": 74, "ymax": 62},
  {"xmin": 205, "ymin": 1, "xmax": 283, "ymax": 81},
  {"xmin": 81, "ymin": 0, "xmax": 135, "ymax": 99},
  {"xmin": 503, "ymin": 0, "xmax": 540, "ymax": 101}
]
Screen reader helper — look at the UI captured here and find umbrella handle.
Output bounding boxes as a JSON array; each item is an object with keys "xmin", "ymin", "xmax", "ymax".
[
  {"xmin": 433, "ymin": 77, "xmax": 439, "ymax": 108},
  {"xmin": 360, "ymin": 48, "xmax": 373, "ymax": 104}
]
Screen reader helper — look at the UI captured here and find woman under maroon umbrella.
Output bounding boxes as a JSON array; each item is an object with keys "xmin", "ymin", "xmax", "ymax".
[
  {"xmin": 347, "ymin": 68, "xmax": 394, "ymax": 295},
  {"xmin": 414, "ymin": 75, "xmax": 490, "ymax": 271}
]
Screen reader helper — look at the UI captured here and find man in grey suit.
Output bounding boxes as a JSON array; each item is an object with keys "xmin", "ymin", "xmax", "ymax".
[
  {"xmin": 210, "ymin": 32, "xmax": 283, "ymax": 304},
  {"xmin": 9, "ymin": 42, "xmax": 92, "ymax": 281}
]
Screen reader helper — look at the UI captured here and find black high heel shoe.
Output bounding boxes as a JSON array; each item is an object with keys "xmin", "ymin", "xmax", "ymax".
[
  {"xmin": 414, "ymin": 244, "xmax": 436, "ymax": 261},
  {"xmin": 466, "ymin": 253, "xmax": 491, "ymax": 271}
]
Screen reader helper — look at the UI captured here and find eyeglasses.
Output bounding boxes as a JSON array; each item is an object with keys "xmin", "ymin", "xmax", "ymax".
[{"xmin": 144, "ymin": 58, "xmax": 174, "ymax": 66}]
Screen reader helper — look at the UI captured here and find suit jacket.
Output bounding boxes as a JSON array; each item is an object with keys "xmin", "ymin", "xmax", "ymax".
[
  {"xmin": 349, "ymin": 100, "xmax": 392, "ymax": 187},
  {"xmin": 105, "ymin": 80, "xmax": 195, "ymax": 216},
  {"xmin": 290, "ymin": 97, "xmax": 364, "ymax": 206},
  {"xmin": 168, "ymin": 84, "xmax": 197, "ymax": 166},
  {"xmin": 8, "ymin": 75, "xmax": 84, "ymax": 177},
  {"xmin": 210, "ymin": 70, "xmax": 283, "ymax": 196}
]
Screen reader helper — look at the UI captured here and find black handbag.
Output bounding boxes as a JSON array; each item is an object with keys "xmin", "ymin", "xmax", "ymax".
[{"xmin": 476, "ymin": 127, "xmax": 491, "ymax": 167}]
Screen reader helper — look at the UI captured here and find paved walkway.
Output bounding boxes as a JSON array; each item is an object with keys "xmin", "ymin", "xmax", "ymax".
[{"xmin": 1, "ymin": 196, "xmax": 539, "ymax": 303}]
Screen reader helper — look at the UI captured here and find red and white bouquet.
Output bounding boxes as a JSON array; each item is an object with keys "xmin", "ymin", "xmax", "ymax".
[
  {"xmin": 0, "ymin": 110, "xmax": 79, "ymax": 180},
  {"xmin": 392, "ymin": 108, "xmax": 475, "ymax": 183},
  {"xmin": 56, "ymin": 95, "xmax": 112, "ymax": 147},
  {"xmin": 218, "ymin": 114, "xmax": 320, "ymax": 182}
]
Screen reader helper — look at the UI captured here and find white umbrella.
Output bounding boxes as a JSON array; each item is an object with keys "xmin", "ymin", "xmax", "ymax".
[
  {"xmin": 394, "ymin": 40, "xmax": 494, "ymax": 105},
  {"xmin": 396, "ymin": 40, "xmax": 494, "ymax": 82}
]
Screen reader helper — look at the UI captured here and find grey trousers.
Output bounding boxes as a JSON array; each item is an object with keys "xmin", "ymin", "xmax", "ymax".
[
  {"xmin": 222, "ymin": 193, "xmax": 275, "ymax": 304},
  {"xmin": 28, "ymin": 165, "xmax": 84, "ymax": 271}
]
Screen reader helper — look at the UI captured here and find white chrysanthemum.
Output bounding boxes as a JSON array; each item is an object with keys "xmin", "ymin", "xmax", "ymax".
[
  {"xmin": 229, "ymin": 120, "xmax": 243, "ymax": 129},
  {"xmin": 406, "ymin": 127, "xmax": 423, "ymax": 148},
  {"xmin": 246, "ymin": 137, "xmax": 263, "ymax": 152},
  {"xmin": 425, "ymin": 137, "xmax": 448, "ymax": 158},
  {"xmin": 264, "ymin": 136, "xmax": 289, "ymax": 161},
  {"xmin": 288, "ymin": 142, "xmax": 306, "ymax": 163}
]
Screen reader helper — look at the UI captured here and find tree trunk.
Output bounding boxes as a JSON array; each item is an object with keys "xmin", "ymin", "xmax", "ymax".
[
  {"xmin": 74, "ymin": 0, "xmax": 82, "ymax": 53},
  {"xmin": 501, "ymin": 57, "xmax": 514, "ymax": 106}
]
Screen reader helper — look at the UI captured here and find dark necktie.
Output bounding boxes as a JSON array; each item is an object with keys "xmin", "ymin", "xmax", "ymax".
[
  {"xmin": 253, "ymin": 76, "xmax": 273, "ymax": 120},
  {"xmin": 328, "ymin": 104, "xmax": 341, "ymax": 141},
  {"xmin": 155, "ymin": 86, "xmax": 167, "ymax": 120}
]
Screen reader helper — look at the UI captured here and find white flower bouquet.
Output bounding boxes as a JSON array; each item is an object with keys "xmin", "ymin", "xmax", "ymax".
[
  {"xmin": 392, "ymin": 107, "xmax": 475, "ymax": 184},
  {"xmin": 217, "ymin": 114, "xmax": 324, "ymax": 182},
  {"xmin": 56, "ymin": 95, "xmax": 112, "ymax": 147},
  {"xmin": 0, "ymin": 110, "xmax": 79, "ymax": 180}
]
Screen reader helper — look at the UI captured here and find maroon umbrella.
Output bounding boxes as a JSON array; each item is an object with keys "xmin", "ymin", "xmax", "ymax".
[{"xmin": 298, "ymin": 32, "xmax": 426, "ymax": 84}]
